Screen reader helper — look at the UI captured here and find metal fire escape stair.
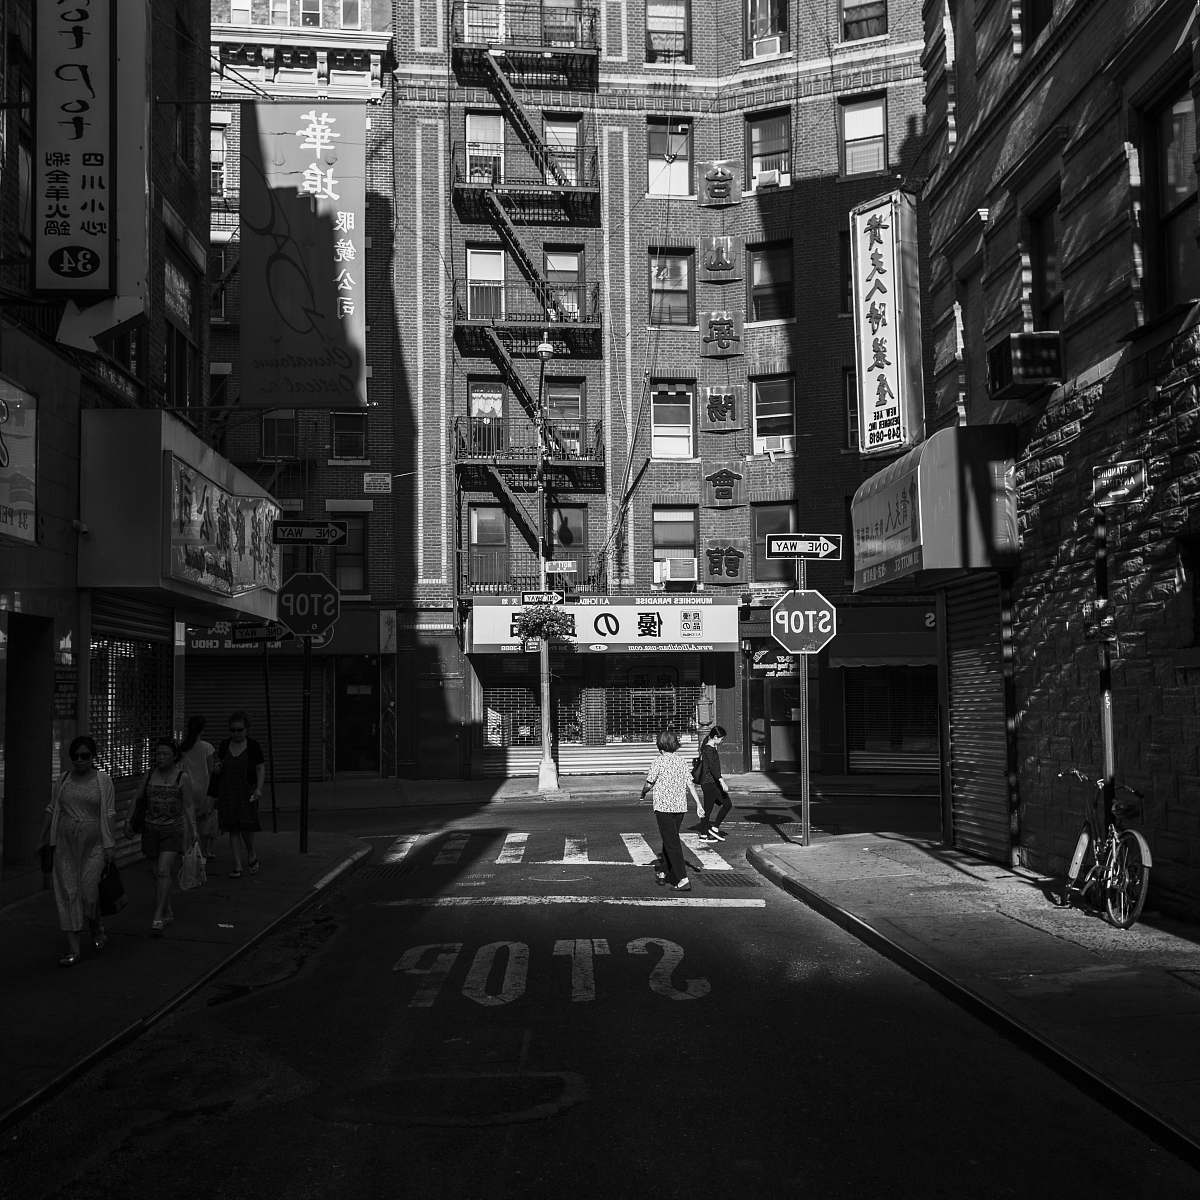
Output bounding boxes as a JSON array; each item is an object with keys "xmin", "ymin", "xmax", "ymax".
[
  {"xmin": 483, "ymin": 50, "xmax": 573, "ymax": 189},
  {"xmin": 482, "ymin": 328, "xmax": 540, "ymax": 419},
  {"xmin": 481, "ymin": 192, "xmax": 571, "ymax": 324},
  {"xmin": 484, "ymin": 464, "xmax": 540, "ymax": 544}
]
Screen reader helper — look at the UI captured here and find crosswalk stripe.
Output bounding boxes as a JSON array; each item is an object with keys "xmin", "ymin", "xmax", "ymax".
[
  {"xmin": 681, "ymin": 833, "xmax": 732, "ymax": 871},
  {"xmin": 433, "ymin": 832, "xmax": 470, "ymax": 865},
  {"xmin": 497, "ymin": 832, "xmax": 528, "ymax": 864},
  {"xmin": 382, "ymin": 835, "xmax": 421, "ymax": 864},
  {"xmin": 620, "ymin": 833, "xmax": 658, "ymax": 867},
  {"xmin": 376, "ymin": 896, "xmax": 766, "ymax": 908}
]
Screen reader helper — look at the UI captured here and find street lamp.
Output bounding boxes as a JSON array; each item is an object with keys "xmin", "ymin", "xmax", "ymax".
[{"xmin": 535, "ymin": 330, "xmax": 559, "ymax": 791}]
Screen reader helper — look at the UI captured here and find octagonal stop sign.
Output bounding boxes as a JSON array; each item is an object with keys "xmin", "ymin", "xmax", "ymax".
[
  {"xmin": 278, "ymin": 571, "xmax": 341, "ymax": 639},
  {"xmin": 770, "ymin": 589, "xmax": 837, "ymax": 655}
]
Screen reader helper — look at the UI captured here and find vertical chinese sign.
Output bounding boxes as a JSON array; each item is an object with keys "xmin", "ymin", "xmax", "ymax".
[
  {"xmin": 34, "ymin": 0, "xmax": 116, "ymax": 293},
  {"xmin": 850, "ymin": 190, "xmax": 924, "ymax": 456},
  {"xmin": 240, "ymin": 102, "xmax": 368, "ymax": 408}
]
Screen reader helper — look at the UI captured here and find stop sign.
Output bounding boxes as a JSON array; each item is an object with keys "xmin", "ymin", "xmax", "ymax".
[
  {"xmin": 770, "ymin": 589, "xmax": 837, "ymax": 654},
  {"xmin": 278, "ymin": 572, "xmax": 341, "ymax": 639}
]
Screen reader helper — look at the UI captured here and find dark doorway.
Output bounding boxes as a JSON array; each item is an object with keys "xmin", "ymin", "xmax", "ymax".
[
  {"xmin": 334, "ymin": 654, "xmax": 379, "ymax": 773},
  {"xmin": 4, "ymin": 614, "xmax": 54, "ymax": 869}
]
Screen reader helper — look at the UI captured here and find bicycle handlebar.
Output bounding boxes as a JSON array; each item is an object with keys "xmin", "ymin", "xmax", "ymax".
[{"xmin": 1057, "ymin": 768, "xmax": 1145, "ymax": 801}]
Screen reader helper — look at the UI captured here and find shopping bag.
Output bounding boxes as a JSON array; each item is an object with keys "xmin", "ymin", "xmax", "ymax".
[
  {"xmin": 98, "ymin": 860, "xmax": 127, "ymax": 915},
  {"xmin": 178, "ymin": 841, "xmax": 207, "ymax": 891}
]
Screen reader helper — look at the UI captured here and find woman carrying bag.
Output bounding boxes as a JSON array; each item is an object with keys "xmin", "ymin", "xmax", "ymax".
[{"xmin": 41, "ymin": 735, "xmax": 117, "ymax": 966}]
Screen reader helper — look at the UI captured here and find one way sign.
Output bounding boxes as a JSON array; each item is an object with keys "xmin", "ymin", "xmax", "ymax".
[
  {"xmin": 765, "ymin": 534, "xmax": 843, "ymax": 560},
  {"xmin": 272, "ymin": 521, "xmax": 348, "ymax": 547}
]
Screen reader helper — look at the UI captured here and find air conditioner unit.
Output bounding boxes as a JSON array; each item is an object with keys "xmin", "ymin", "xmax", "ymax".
[
  {"xmin": 752, "ymin": 34, "xmax": 783, "ymax": 57},
  {"xmin": 986, "ymin": 331, "xmax": 1062, "ymax": 400},
  {"xmin": 756, "ymin": 168, "xmax": 781, "ymax": 189},
  {"xmin": 760, "ymin": 435, "xmax": 787, "ymax": 453},
  {"xmin": 653, "ymin": 557, "xmax": 699, "ymax": 583}
]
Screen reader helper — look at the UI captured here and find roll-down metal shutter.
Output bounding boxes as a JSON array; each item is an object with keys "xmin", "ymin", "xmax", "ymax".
[
  {"xmin": 184, "ymin": 656, "xmax": 328, "ymax": 784},
  {"xmin": 944, "ymin": 575, "xmax": 1011, "ymax": 862},
  {"xmin": 90, "ymin": 593, "xmax": 174, "ymax": 643}
]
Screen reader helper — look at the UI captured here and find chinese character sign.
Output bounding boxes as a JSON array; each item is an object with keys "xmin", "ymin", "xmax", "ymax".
[
  {"xmin": 850, "ymin": 191, "xmax": 924, "ymax": 456},
  {"xmin": 240, "ymin": 102, "xmax": 367, "ymax": 408},
  {"xmin": 703, "ymin": 538, "xmax": 748, "ymax": 586},
  {"xmin": 698, "ymin": 235, "xmax": 743, "ymax": 282},
  {"xmin": 34, "ymin": 0, "xmax": 115, "ymax": 292},
  {"xmin": 699, "ymin": 311, "xmax": 744, "ymax": 358},
  {"xmin": 0, "ymin": 381, "xmax": 37, "ymax": 545},
  {"xmin": 702, "ymin": 462, "xmax": 745, "ymax": 508},
  {"xmin": 697, "ymin": 160, "xmax": 741, "ymax": 207},
  {"xmin": 699, "ymin": 385, "xmax": 744, "ymax": 432}
]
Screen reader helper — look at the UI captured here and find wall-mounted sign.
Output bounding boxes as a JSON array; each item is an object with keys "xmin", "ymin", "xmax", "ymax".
[
  {"xmin": 699, "ymin": 385, "xmax": 745, "ymax": 432},
  {"xmin": 1092, "ymin": 459, "xmax": 1148, "ymax": 508},
  {"xmin": 363, "ymin": 471, "xmax": 392, "ymax": 493},
  {"xmin": 697, "ymin": 160, "xmax": 741, "ymax": 207},
  {"xmin": 699, "ymin": 311, "xmax": 744, "ymax": 358},
  {"xmin": 702, "ymin": 461, "xmax": 746, "ymax": 508},
  {"xmin": 699, "ymin": 235, "xmax": 743, "ymax": 282},
  {"xmin": 0, "ymin": 380, "xmax": 37, "ymax": 545},
  {"xmin": 34, "ymin": 0, "xmax": 116, "ymax": 293},
  {"xmin": 241, "ymin": 102, "xmax": 367, "ymax": 408},
  {"xmin": 703, "ymin": 538, "xmax": 748, "ymax": 586},
  {"xmin": 850, "ymin": 190, "xmax": 924, "ymax": 457}
]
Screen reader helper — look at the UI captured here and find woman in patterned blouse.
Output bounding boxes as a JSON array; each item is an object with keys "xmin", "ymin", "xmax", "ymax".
[{"xmin": 641, "ymin": 728, "xmax": 704, "ymax": 891}]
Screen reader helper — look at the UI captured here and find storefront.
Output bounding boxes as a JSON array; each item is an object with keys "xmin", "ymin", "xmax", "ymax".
[{"xmin": 465, "ymin": 595, "xmax": 741, "ymax": 776}]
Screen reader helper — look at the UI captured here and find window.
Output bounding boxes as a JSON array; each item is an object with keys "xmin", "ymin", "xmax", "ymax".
[
  {"xmin": 211, "ymin": 248, "xmax": 227, "ymax": 321},
  {"xmin": 469, "ymin": 506, "xmax": 508, "ymax": 585},
  {"xmin": 841, "ymin": 96, "xmax": 886, "ymax": 175},
  {"xmin": 842, "ymin": 0, "xmax": 886, "ymax": 40},
  {"xmin": 469, "ymin": 379, "xmax": 506, "ymax": 454},
  {"xmin": 1028, "ymin": 193, "xmax": 1063, "ymax": 331},
  {"xmin": 652, "ymin": 508, "xmax": 697, "ymax": 568},
  {"xmin": 164, "ymin": 257, "xmax": 198, "ymax": 408},
  {"xmin": 746, "ymin": 110, "xmax": 791, "ymax": 188},
  {"xmin": 745, "ymin": 0, "xmax": 788, "ymax": 55},
  {"xmin": 466, "ymin": 112, "xmax": 503, "ymax": 183},
  {"xmin": 1021, "ymin": 0, "xmax": 1052, "ymax": 47},
  {"xmin": 334, "ymin": 515, "xmax": 367, "ymax": 593},
  {"xmin": 332, "ymin": 411, "xmax": 367, "ymax": 459},
  {"xmin": 210, "ymin": 126, "xmax": 226, "ymax": 197},
  {"xmin": 270, "ymin": 0, "xmax": 290, "ymax": 26},
  {"xmin": 647, "ymin": 118, "xmax": 692, "ymax": 196},
  {"xmin": 230, "ymin": 0, "xmax": 251, "ymax": 22},
  {"xmin": 342, "ymin": 0, "xmax": 361, "ymax": 27},
  {"xmin": 752, "ymin": 376, "xmax": 795, "ymax": 453},
  {"xmin": 753, "ymin": 504, "xmax": 796, "ymax": 582},
  {"xmin": 544, "ymin": 117, "xmax": 580, "ymax": 184},
  {"xmin": 467, "ymin": 247, "xmax": 505, "ymax": 318},
  {"xmin": 839, "ymin": 231, "xmax": 853, "ymax": 313},
  {"xmin": 647, "ymin": 0, "xmax": 690, "ymax": 63},
  {"xmin": 262, "ymin": 410, "xmax": 298, "ymax": 459},
  {"xmin": 545, "ymin": 248, "xmax": 582, "ymax": 320},
  {"xmin": 748, "ymin": 242, "xmax": 793, "ymax": 320},
  {"xmin": 651, "ymin": 383, "xmax": 694, "ymax": 458},
  {"xmin": 1147, "ymin": 84, "xmax": 1200, "ymax": 311},
  {"xmin": 844, "ymin": 370, "xmax": 859, "ymax": 450},
  {"xmin": 301, "ymin": 0, "xmax": 321, "ymax": 26},
  {"xmin": 549, "ymin": 505, "xmax": 587, "ymax": 577},
  {"xmin": 649, "ymin": 250, "xmax": 694, "ymax": 324},
  {"xmin": 546, "ymin": 379, "xmax": 583, "ymax": 456}
]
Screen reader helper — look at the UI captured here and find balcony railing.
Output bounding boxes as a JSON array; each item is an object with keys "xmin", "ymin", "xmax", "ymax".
[
  {"xmin": 454, "ymin": 280, "xmax": 602, "ymax": 327},
  {"xmin": 454, "ymin": 416, "xmax": 604, "ymax": 463},
  {"xmin": 451, "ymin": 1, "xmax": 600, "ymax": 52},
  {"xmin": 452, "ymin": 142, "xmax": 601, "ymax": 191},
  {"xmin": 464, "ymin": 549, "xmax": 606, "ymax": 595}
]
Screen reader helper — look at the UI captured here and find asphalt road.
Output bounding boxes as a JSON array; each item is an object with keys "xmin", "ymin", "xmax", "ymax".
[{"xmin": 6, "ymin": 801, "xmax": 1199, "ymax": 1199}]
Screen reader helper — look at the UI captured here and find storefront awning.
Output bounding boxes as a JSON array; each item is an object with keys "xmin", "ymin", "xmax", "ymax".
[{"xmin": 851, "ymin": 426, "xmax": 1017, "ymax": 592}]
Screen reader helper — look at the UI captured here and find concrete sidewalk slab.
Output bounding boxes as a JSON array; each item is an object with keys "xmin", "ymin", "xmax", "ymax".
[
  {"xmin": 0, "ymin": 832, "xmax": 369, "ymax": 1131},
  {"xmin": 747, "ymin": 832, "xmax": 1200, "ymax": 1166}
]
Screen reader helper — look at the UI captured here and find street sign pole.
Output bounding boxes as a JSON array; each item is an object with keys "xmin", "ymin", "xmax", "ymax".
[
  {"xmin": 300, "ymin": 635, "xmax": 312, "ymax": 854},
  {"xmin": 262, "ymin": 641, "xmax": 279, "ymax": 834},
  {"xmin": 798, "ymin": 557, "xmax": 811, "ymax": 848}
]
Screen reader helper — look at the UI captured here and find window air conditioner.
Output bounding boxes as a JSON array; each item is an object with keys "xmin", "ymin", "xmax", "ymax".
[
  {"xmin": 986, "ymin": 331, "xmax": 1062, "ymax": 400},
  {"xmin": 653, "ymin": 557, "xmax": 699, "ymax": 583},
  {"xmin": 760, "ymin": 435, "xmax": 787, "ymax": 453},
  {"xmin": 756, "ymin": 168, "xmax": 781, "ymax": 189},
  {"xmin": 752, "ymin": 35, "xmax": 783, "ymax": 57}
]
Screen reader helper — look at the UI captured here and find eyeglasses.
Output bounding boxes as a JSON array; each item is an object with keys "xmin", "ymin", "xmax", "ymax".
[
  {"xmin": 229, "ymin": 726, "xmax": 246, "ymax": 733},
  {"xmin": 70, "ymin": 751, "xmax": 93, "ymax": 761}
]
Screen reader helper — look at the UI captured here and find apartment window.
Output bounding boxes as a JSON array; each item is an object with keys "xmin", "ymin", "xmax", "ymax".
[
  {"xmin": 841, "ymin": 96, "xmax": 886, "ymax": 175},
  {"xmin": 842, "ymin": 0, "xmax": 887, "ymax": 40},
  {"xmin": 270, "ymin": 0, "xmax": 289, "ymax": 26},
  {"xmin": 649, "ymin": 250, "xmax": 694, "ymax": 324},
  {"xmin": 301, "ymin": 0, "xmax": 321, "ymax": 25},
  {"xmin": 748, "ymin": 242, "xmax": 793, "ymax": 321},
  {"xmin": 332, "ymin": 411, "xmax": 368, "ymax": 459},
  {"xmin": 210, "ymin": 248, "xmax": 227, "ymax": 321},
  {"xmin": 1021, "ymin": 0, "xmax": 1052, "ymax": 46},
  {"xmin": 844, "ymin": 370, "xmax": 860, "ymax": 450},
  {"xmin": 839, "ymin": 232, "xmax": 853, "ymax": 313},
  {"xmin": 469, "ymin": 506, "xmax": 508, "ymax": 585},
  {"xmin": 544, "ymin": 117, "xmax": 581, "ymax": 184},
  {"xmin": 752, "ymin": 376, "xmax": 795, "ymax": 453},
  {"xmin": 1147, "ymin": 84, "xmax": 1200, "ymax": 312},
  {"xmin": 753, "ymin": 504, "xmax": 796, "ymax": 582},
  {"xmin": 1028, "ymin": 193, "xmax": 1063, "ymax": 331},
  {"xmin": 230, "ymin": 1, "xmax": 251, "ymax": 22},
  {"xmin": 646, "ymin": 0, "xmax": 690, "ymax": 63},
  {"xmin": 334, "ymin": 515, "xmax": 367, "ymax": 593},
  {"xmin": 164, "ymin": 256, "xmax": 198, "ymax": 408},
  {"xmin": 647, "ymin": 118, "xmax": 692, "ymax": 196},
  {"xmin": 652, "ymin": 508, "xmax": 697, "ymax": 570},
  {"xmin": 210, "ymin": 126, "xmax": 226, "ymax": 197},
  {"xmin": 342, "ymin": 0, "xmax": 361, "ymax": 27},
  {"xmin": 745, "ymin": 0, "xmax": 788, "ymax": 56},
  {"xmin": 549, "ymin": 505, "xmax": 587, "ymax": 578},
  {"xmin": 546, "ymin": 379, "xmax": 583, "ymax": 456},
  {"xmin": 467, "ymin": 247, "xmax": 505, "ymax": 318},
  {"xmin": 262, "ymin": 410, "xmax": 298, "ymax": 459},
  {"xmin": 545, "ymin": 248, "xmax": 583, "ymax": 320},
  {"xmin": 466, "ymin": 112, "xmax": 504, "ymax": 183},
  {"xmin": 651, "ymin": 383, "xmax": 694, "ymax": 458},
  {"xmin": 746, "ymin": 110, "xmax": 791, "ymax": 188}
]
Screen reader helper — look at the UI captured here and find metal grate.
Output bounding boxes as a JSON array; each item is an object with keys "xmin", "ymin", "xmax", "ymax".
[
  {"xmin": 483, "ymin": 686, "xmax": 542, "ymax": 747},
  {"xmin": 88, "ymin": 638, "xmax": 174, "ymax": 781},
  {"xmin": 358, "ymin": 864, "xmax": 420, "ymax": 881},
  {"xmin": 695, "ymin": 872, "xmax": 761, "ymax": 888}
]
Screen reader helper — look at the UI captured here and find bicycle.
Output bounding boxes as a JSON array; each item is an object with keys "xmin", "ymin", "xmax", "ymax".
[{"xmin": 1055, "ymin": 768, "xmax": 1153, "ymax": 929}]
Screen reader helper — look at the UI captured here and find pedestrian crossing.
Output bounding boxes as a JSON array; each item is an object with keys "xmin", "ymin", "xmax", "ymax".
[{"xmin": 379, "ymin": 830, "xmax": 735, "ymax": 872}]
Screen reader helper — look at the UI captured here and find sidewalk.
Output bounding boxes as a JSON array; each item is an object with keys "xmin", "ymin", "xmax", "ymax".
[
  {"xmin": 747, "ymin": 830, "xmax": 1200, "ymax": 1166},
  {"xmin": 0, "ymin": 832, "xmax": 369, "ymax": 1131}
]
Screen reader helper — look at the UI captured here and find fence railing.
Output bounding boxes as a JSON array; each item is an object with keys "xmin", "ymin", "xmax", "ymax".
[
  {"xmin": 454, "ymin": 416, "xmax": 603, "ymax": 462},
  {"xmin": 451, "ymin": 1, "xmax": 601, "ymax": 51},
  {"xmin": 454, "ymin": 279, "xmax": 602, "ymax": 326},
  {"xmin": 452, "ymin": 142, "xmax": 600, "ymax": 190}
]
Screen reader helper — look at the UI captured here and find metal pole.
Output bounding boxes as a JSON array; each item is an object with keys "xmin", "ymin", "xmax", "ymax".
[
  {"xmin": 299, "ymin": 636, "xmax": 312, "ymax": 853},
  {"xmin": 1094, "ymin": 505, "xmax": 1115, "ymax": 819},
  {"xmin": 535, "ymin": 333, "xmax": 558, "ymax": 792},
  {"xmin": 798, "ymin": 557, "xmax": 810, "ymax": 847},
  {"xmin": 262, "ymin": 640, "xmax": 279, "ymax": 834}
]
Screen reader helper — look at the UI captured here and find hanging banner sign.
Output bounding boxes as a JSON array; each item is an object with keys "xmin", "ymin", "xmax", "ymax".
[
  {"xmin": 698, "ymin": 235, "xmax": 743, "ymax": 282},
  {"xmin": 699, "ymin": 385, "xmax": 745, "ymax": 432},
  {"xmin": 699, "ymin": 310, "xmax": 744, "ymax": 358},
  {"xmin": 702, "ymin": 460, "xmax": 746, "ymax": 508},
  {"xmin": 702, "ymin": 538, "xmax": 749, "ymax": 586},
  {"xmin": 697, "ymin": 160, "xmax": 741, "ymax": 207}
]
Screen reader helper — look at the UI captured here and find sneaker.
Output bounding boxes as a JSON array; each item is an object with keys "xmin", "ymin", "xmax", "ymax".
[
  {"xmin": 674, "ymin": 878, "xmax": 691, "ymax": 891},
  {"xmin": 696, "ymin": 830, "xmax": 718, "ymax": 842},
  {"xmin": 654, "ymin": 871, "xmax": 667, "ymax": 886},
  {"xmin": 151, "ymin": 919, "xmax": 164, "ymax": 936},
  {"xmin": 709, "ymin": 827, "xmax": 727, "ymax": 841}
]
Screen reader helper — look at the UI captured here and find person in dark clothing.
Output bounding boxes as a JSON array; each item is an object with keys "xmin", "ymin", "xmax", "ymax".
[
  {"xmin": 696, "ymin": 725, "xmax": 733, "ymax": 841},
  {"xmin": 212, "ymin": 710, "xmax": 266, "ymax": 878}
]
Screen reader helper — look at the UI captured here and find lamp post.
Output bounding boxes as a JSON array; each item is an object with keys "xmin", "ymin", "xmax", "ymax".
[{"xmin": 535, "ymin": 329, "xmax": 559, "ymax": 792}]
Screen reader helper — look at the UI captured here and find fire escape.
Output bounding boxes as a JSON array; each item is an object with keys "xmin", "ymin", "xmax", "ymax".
[{"xmin": 450, "ymin": 1, "xmax": 604, "ymax": 599}]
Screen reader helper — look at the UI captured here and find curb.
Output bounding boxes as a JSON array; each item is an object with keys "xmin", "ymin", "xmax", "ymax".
[
  {"xmin": 744, "ymin": 844, "xmax": 1200, "ymax": 1171},
  {"xmin": 0, "ymin": 840, "xmax": 372, "ymax": 1136}
]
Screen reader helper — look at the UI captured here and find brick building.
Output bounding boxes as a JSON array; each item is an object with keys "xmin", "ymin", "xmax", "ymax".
[{"xmin": 853, "ymin": 0, "xmax": 1200, "ymax": 914}]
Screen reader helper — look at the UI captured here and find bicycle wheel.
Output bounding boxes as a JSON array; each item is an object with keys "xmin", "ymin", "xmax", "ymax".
[
  {"xmin": 1062, "ymin": 824, "xmax": 1094, "ymax": 905},
  {"xmin": 1104, "ymin": 831, "xmax": 1150, "ymax": 928}
]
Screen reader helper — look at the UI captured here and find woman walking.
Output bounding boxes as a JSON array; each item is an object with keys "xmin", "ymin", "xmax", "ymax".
[
  {"xmin": 641, "ymin": 728, "xmax": 705, "ymax": 892},
  {"xmin": 212, "ymin": 710, "xmax": 265, "ymax": 878},
  {"xmin": 695, "ymin": 725, "xmax": 733, "ymax": 842},
  {"xmin": 180, "ymin": 715, "xmax": 217, "ymax": 859},
  {"xmin": 134, "ymin": 736, "xmax": 198, "ymax": 936},
  {"xmin": 43, "ymin": 736, "xmax": 117, "ymax": 966}
]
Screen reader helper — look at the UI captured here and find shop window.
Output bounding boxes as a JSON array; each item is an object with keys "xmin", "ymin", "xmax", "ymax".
[
  {"xmin": 841, "ymin": 95, "xmax": 886, "ymax": 176},
  {"xmin": 334, "ymin": 515, "xmax": 367, "ymax": 593},
  {"xmin": 470, "ymin": 505, "xmax": 509, "ymax": 586},
  {"xmin": 1028, "ymin": 191, "xmax": 1064, "ymax": 331},
  {"xmin": 748, "ymin": 241, "xmax": 793, "ymax": 320},
  {"xmin": 753, "ymin": 503, "xmax": 796, "ymax": 582},
  {"xmin": 746, "ymin": 110, "xmax": 791, "ymax": 189},
  {"xmin": 1145, "ymin": 82, "xmax": 1200, "ymax": 313},
  {"xmin": 647, "ymin": 118, "xmax": 692, "ymax": 196},
  {"xmin": 89, "ymin": 638, "xmax": 173, "ymax": 781},
  {"xmin": 647, "ymin": 0, "xmax": 690, "ymax": 63},
  {"xmin": 649, "ymin": 250, "xmax": 694, "ymax": 324},
  {"xmin": 332, "ymin": 411, "xmax": 367, "ymax": 459},
  {"xmin": 651, "ymin": 383, "xmax": 694, "ymax": 458},
  {"xmin": 745, "ymin": 0, "xmax": 788, "ymax": 57},
  {"xmin": 843, "ymin": 0, "xmax": 886, "ymax": 40},
  {"xmin": 752, "ymin": 376, "xmax": 795, "ymax": 454},
  {"xmin": 262, "ymin": 410, "xmax": 298, "ymax": 459}
]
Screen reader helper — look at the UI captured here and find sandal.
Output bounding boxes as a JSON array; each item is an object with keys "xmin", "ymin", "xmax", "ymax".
[
  {"xmin": 92, "ymin": 931, "xmax": 108, "ymax": 951},
  {"xmin": 248, "ymin": 858, "xmax": 261, "ymax": 875},
  {"xmin": 228, "ymin": 868, "xmax": 243, "ymax": 879},
  {"xmin": 58, "ymin": 953, "xmax": 79, "ymax": 967}
]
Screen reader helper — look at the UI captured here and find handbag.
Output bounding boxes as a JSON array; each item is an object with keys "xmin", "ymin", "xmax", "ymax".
[
  {"xmin": 691, "ymin": 755, "xmax": 704, "ymax": 784},
  {"xmin": 178, "ymin": 840, "xmax": 206, "ymax": 891},
  {"xmin": 98, "ymin": 860, "xmax": 127, "ymax": 915},
  {"xmin": 129, "ymin": 772, "xmax": 150, "ymax": 834}
]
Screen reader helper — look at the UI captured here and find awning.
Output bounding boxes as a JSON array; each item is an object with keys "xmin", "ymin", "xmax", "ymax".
[
  {"xmin": 851, "ymin": 425, "xmax": 1017, "ymax": 592},
  {"xmin": 827, "ymin": 603, "xmax": 937, "ymax": 666}
]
